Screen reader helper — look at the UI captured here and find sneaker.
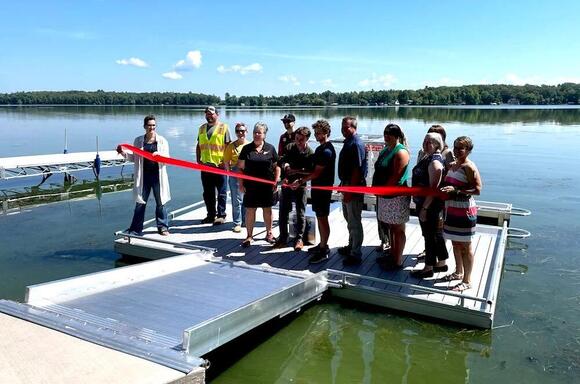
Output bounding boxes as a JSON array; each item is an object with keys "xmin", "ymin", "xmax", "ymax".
[
  {"xmin": 337, "ymin": 245, "xmax": 351, "ymax": 256},
  {"xmin": 308, "ymin": 244, "xmax": 322, "ymax": 254},
  {"xmin": 309, "ymin": 249, "xmax": 330, "ymax": 264},
  {"xmin": 272, "ymin": 237, "xmax": 288, "ymax": 249},
  {"xmin": 200, "ymin": 216, "xmax": 215, "ymax": 224},
  {"xmin": 294, "ymin": 239, "xmax": 304, "ymax": 251},
  {"xmin": 213, "ymin": 217, "xmax": 225, "ymax": 225},
  {"xmin": 158, "ymin": 228, "xmax": 170, "ymax": 236},
  {"xmin": 343, "ymin": 255, "xmax": 362, "ymax": 266},
  {"xmin": 232, "ymin": 225, "xmax": 242, "ymax": 233}
]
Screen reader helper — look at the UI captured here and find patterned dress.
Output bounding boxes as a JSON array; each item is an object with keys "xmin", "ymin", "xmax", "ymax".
[{"xmin": 443, "ymin": 167, "xmax": 477, "ymax": 242}]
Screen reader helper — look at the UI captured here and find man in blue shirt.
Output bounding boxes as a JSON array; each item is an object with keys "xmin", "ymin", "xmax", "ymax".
[{"xmin": 337, "ymin": 116, "xmax": 368, "ymax": 265}]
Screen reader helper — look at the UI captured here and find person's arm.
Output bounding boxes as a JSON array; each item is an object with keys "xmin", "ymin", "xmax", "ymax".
[
  {"xmin": 196, "ymin": 142, "xmax": 201, "ymax": 164},
  {"xmin": 223, "ymin": 144, "xmax": 232, "ymax": 171},
  {"xmin": 385, "ymin": 150, "xmax": 409, "ymax": 186},
  {"xmin": 237, "ymin": 159, "xmax": 245, "ymax": 193},
  {"xmin": 419, "ymin": 160, "xmax": 443, "ymax": 221},
  {"xmin": 464, "ymin": 162, "xmax": 482, "ymax": 196}
]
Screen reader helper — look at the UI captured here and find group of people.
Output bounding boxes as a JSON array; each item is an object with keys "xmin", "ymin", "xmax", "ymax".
[{"xmin": 118, "ymin": 107, "xmax": 482, "ymax": 292}]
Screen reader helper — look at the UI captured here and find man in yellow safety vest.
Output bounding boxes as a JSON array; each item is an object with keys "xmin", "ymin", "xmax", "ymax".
[{"xmin": 196, "ymin": 105, "xmax": 231, "ymax": 225}]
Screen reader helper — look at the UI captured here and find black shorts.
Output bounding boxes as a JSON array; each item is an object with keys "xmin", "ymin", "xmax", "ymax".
[
  {"xmin": 311, "ymin": 189, "xmax": 332, "ymax": 217},
  {"xmin": 244, "ymin": 182, "xmax": 276, "ymax": 208}
]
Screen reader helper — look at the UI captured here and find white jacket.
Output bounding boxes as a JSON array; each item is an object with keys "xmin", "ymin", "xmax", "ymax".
[{"xmin": 126, "ymin": 134, "xmax": 171, "ymax": 205}]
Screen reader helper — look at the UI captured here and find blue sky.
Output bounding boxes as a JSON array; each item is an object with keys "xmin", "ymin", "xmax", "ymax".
[{"xmin": 0, "ymin": 0, "xmax": 578, "ymax": 97}]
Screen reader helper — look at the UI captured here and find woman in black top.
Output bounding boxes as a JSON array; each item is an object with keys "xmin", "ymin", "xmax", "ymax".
[
  {"xmin": 238, "ymin": 122, "xmax": 281, "ymax": 247},
  {"xmin": 410, "ymin": 132, "xmax": 448, "ymax": 278}
]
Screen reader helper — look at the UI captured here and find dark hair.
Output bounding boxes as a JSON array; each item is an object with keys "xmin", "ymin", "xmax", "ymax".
[
  {"xmin": 295, "ymin": 126, "xmax": 311, "ymax": 138},
  {"xmin": 384, "ymin": 123, "xmax": 407, "ymax": 147},
  {"xmin": 312, "ymin": 119, "xmax": 331, "ymax": 136},
  {"xmin": 143, "ymin": 114, "xmax": 156, "ymax": 126},
  {"xmin": 342, "ymin": 116, "xmax": 357, "ymax": 130},
  {"xmin": 428, "ymin": 124, "xmax": 447, "ymax": 142},
  {"xmin": 454, "ymin": 136, "xmax": 474, "ymax": 151}
]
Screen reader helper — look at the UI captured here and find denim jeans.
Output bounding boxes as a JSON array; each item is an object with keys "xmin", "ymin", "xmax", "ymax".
[
  {"xmin": 278, "ymin": 186, "xmax": 307, "ymax": 240},
  {"xmin": 228, "ymin": 168, "xmax": 245, "ymax": 226},
  {"xmin": 128, "ymin": 171, "xmax": 169, "ymax": 233},
  {"xmin": 342, "ymin": 197, "xmax": 364, "ymax": 257},
  {"xmin": 201, "ymin": 171, "xmax": 227, "ymax": 219}
]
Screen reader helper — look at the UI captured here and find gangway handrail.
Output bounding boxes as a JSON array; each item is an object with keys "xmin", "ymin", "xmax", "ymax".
[
  {"xmin": 509, "ymin": 207, "xmax": 531, "ymax": 216},
  {"xmin": 114, "ymin": 231, "xmax": 217, "ymax": 253},
  {"xmin": 326, "ymin": 269, "xmax": 491, "ymax": 306},
  {"xmin": 143, "ymin": 201, "xmax": 206, "ymax": 226},
  {"xmin": 507, "ymin": 227, "xmax": 531, "ymax": 239}
]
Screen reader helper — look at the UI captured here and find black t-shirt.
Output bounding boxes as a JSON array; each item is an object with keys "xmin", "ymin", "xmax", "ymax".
[
  {"xmin": 312, "ymin": 142, "xmax": 336, "ymax": 186},
  {"xmin": 278, "ymin": 143, "xmax": 314, "ymax": 183},
  {"xmin": 239, "ymin": 141, "xmax": 278, "ymax": 181},
  {"xmin": 142, "ymin": 140, "xmax": 159, "ymax": 174}
]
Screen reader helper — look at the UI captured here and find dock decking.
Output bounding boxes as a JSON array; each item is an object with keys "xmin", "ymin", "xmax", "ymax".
[{"xmin": 114, "ymin": 200, "xmax": 509, "ymax": 328}]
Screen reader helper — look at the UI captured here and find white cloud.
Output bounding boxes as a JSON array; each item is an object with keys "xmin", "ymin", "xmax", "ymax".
[
  {"xmin": 279, "ymin": 75, "xmax": 300, "ymax": 86},
  {"xmin": 162, "ymin": 71, "xmax": 183, "ymax": 80},
  {"xmin": 358, "ymin": 73, "xmax": 396, "ymax": 88},
  {"xmin": 320, "ymin": 79, "xmax": 336, "ymax": 88},
  {"xmin": 217, "ymin": 63, "xmax": 263, "ymax": 75},
  {"xmin": 502, "ymin": 73, "xmax": 580, "ymax": 86},
  {"xmin": 174, "ymin": 50, "xmax": 202, "ymax": 71},
  {"xmin": 115, "ymin": 57, "xmax": 148, "ymax": 68}
]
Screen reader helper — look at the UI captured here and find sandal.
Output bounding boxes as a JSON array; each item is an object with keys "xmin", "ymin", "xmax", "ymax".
[
  {"xmin": 241, "ymin": 237, "xmax": 253, "ymax": 248},
  {"xmin": 451, "ymin": 282, "xmax": 471, "ymax": 292},
  {"xmin": 442, "ymin": 272, "xmax": 463, "ymax": 282},
  {"xmin": 265, "ymin": 232, "xmax": 276, "ymax": 244}
]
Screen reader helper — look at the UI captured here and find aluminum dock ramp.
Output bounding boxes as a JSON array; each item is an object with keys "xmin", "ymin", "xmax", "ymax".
[
  {"xmin": 0, "ymin": 253, "xmax": 327, "ymax": 375},
  {"xmin": 114, "ymin": 199, "xmax": 529, "ymax": 329}
]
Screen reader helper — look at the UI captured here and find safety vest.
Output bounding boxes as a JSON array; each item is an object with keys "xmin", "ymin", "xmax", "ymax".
[{"xmin": 198, "ymin": 122, "xmax": 228, "ymax": 166}]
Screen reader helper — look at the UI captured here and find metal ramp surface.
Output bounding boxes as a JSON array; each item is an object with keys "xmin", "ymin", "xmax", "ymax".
[{"xmin": 0, "ymin": 253, "xmax": 328, "ymax": 373}]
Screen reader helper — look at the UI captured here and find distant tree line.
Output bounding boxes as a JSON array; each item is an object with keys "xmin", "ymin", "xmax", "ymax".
[
  {"xmin": 1, "ymin": 83, "xmax": 578, "ymax": 106},
  {"xmin": 0, "ymin": 90, "xmax": 220, "ymax": 106}
]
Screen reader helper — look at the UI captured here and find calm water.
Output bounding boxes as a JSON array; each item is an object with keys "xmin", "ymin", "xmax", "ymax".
[{"xmin": 1, "ymin": 106, "xmax": 579, "ymax": 383}]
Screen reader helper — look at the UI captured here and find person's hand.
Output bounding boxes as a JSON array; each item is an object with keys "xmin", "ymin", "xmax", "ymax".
[
  {"xmin": 116, "ymin": 145, "xmax": 124, "ymax": 155},
  {"xmin": 239, "ymin": 184, "xmax": 245, "ymax": 193},
  {"xmin": 289, "ymin": 179, "xmax": 301, "ymax": 190},
  {"xmin": 440, "ymin": 186, "xmax": 455, "ymax": 194},
  {"xmin": 151, "ymin": 151, "xmax": 159, "ymax": 156}
]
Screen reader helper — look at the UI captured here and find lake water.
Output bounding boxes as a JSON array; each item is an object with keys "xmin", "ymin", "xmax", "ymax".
[{"xmin": 1, "ymin": 106, "xmax": 579, "ymax": 383}]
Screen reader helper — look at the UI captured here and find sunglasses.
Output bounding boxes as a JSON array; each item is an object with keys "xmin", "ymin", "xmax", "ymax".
[{"xmin": 235, "ymin": 129, "xmax": 247, "ymax": 133}]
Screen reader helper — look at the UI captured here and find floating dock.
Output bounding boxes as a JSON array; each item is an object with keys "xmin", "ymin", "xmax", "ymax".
[
  {"xmin": 0, "ymin": 198, "xmax": 529, "ymax": 382},
  {"xmin": 112, "ymin": 198, "xmax": 529, "ymax": 329}
]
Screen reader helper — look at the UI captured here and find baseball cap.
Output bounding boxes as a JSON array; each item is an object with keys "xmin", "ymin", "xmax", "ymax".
[
  {"xmin": 205, "ymin": 105, "xmax": 218, "ymax": 114},
  {"xmin": 281, "ymin": 113, "xmax": 295, "ymax": 122}
]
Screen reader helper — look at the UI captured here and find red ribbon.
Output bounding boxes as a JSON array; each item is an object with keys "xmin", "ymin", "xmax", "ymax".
[{"xmin": 120, "ymin": 143, "xmax": 446, "ymax": 198}]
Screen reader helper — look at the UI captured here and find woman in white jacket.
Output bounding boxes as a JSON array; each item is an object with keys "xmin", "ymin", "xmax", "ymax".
[{"xmin": 118, "ymin": 114, "xmax": 171, "ymax": 235}]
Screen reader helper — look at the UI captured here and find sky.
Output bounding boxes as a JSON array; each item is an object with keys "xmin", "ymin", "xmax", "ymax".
[{"xmin": 0, "ymin": 0, "xmax": 579, "ymax": 97}]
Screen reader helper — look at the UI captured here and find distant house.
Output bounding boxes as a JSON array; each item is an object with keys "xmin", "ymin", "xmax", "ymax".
[{"xmin": 507, "ymin": 98, "xmax": 520, "ymax": 105}]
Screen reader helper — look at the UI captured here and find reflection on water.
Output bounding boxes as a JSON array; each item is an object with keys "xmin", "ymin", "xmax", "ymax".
[
  {"xmin": 212, "ymin": 302, "xmax": 490, "ymax": 383},
  {"xmin": 0, "ymin": 106, "xmax": 579, "ymax": 383}
]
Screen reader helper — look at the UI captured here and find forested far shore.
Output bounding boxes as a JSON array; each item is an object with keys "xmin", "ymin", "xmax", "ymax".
[{"xmin": 1, "ymin": 83, "xmax": 578, "ymax": 106}]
